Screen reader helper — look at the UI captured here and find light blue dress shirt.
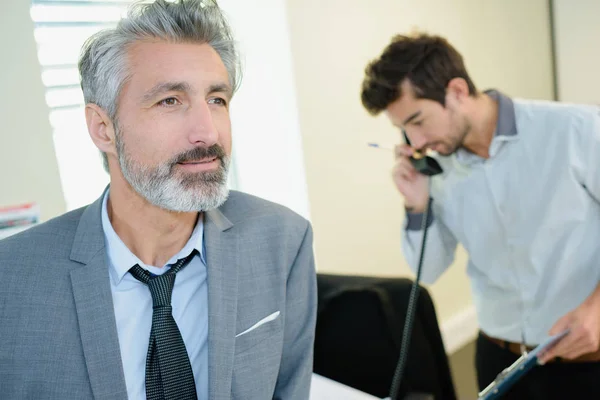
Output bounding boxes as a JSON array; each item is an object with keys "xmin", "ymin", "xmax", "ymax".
[
  {"xmin": 101, "ymin": 191, "xmax": 209, "ymax": 399},
  {"xmin": 403, "ymin": 90, "xmax": 600, "ymax": 345}
]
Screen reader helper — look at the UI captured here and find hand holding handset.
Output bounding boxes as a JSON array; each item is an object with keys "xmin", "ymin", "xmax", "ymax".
[{"xmin": 402, "ymin": 131, "xmax": 443, "ymax": 176}]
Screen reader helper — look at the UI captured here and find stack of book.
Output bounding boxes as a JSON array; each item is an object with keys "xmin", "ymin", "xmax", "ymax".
[{"xmin": 0, "ymin": 203, "xmax": 40, "ymax": 240}]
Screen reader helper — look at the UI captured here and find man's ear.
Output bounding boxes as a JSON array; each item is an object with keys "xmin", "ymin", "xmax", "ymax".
[
  {"xmin": 445, "ymin": 77, "xmax": 470, "ymax": 105},
  {"xmin": 85, "ymin": 103, "xmax": 117, "ymax": 158}
]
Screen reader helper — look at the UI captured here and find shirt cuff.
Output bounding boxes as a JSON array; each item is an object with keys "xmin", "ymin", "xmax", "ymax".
[{"xmin": 405, "ymin": 200, "xmax": 435, "ymax": 231}]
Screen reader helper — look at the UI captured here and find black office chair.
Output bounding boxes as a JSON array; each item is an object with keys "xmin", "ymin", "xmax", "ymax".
[{"xmin": 313, "ymin": 273, "xmax": 457, "ymax": 400}]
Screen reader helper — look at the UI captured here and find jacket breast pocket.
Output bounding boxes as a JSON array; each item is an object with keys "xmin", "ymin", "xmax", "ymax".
[{"xmin": 234, "ymin": 311, "xmax": 283, "ymax": 356}]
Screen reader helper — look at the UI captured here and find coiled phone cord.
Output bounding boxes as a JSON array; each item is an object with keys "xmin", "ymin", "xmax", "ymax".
[{"xmin": 389, "ymin": 189, "xmax": 433, "ymax": 400}]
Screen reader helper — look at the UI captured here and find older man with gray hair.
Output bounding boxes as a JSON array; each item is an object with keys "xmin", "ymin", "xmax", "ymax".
[{"xmin": 0, "ymin": 1, "xmax": 317, "ymax": 399}]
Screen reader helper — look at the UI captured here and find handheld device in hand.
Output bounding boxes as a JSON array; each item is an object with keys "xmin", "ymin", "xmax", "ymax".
[
  {"xmin": 478, "ymin": 329, "xmax": 570, "ymax": 400},
  {"xmin": 402, "ymin": 131, "xmax": 443, "ymax": 176}
]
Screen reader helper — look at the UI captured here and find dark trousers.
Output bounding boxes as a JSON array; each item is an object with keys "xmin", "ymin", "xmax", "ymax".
[{"xmin": 476, "ymin": 332, "xmax": 600, "ymax": 399}]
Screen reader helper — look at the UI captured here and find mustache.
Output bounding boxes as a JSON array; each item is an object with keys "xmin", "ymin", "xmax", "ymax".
[{"xmin": 170, "ymin": 145, "xmax": 226, "ymax": 165}]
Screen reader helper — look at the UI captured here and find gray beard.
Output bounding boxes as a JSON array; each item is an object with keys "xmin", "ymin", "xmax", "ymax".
[{"xmin": 115, "ymin": 133, "xmax": 230, "ymax": 212}]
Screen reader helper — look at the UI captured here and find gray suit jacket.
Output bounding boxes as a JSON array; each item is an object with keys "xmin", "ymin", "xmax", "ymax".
[{"xmin": 0, "ymin": 190, "xmax": 317, "ymax": 399}]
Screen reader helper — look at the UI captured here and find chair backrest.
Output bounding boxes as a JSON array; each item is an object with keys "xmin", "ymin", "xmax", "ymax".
[{"xmin": 314, "ymin": 274, "xmax": 457, "ymax": 400}]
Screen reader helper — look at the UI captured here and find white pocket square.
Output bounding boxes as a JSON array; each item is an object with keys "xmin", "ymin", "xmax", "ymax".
[{"xmin": 235, "ymin": 311, "xmax": 281, "ymax": 338}]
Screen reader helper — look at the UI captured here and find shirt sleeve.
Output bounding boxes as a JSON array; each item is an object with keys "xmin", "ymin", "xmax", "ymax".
[
  {"xmin": 571, "ymin": 108, "xmax": 600, "ymax": 202},
  {"xmin": 401, "ymin": 201, "xmax": 459, "ymax": 284}
]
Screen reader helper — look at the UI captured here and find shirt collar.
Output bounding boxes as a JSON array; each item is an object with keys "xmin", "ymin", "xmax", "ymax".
[
  {"xmin": 101, "ymin": 189, "xmax": 205, "ymax": 285},
  {"xmin": 484, "ymin": 89, "xmax": 518, "ymax": 138},
  {"xmin": 454, "ymin": 89, "xmax": 517, "ymax": 164}
]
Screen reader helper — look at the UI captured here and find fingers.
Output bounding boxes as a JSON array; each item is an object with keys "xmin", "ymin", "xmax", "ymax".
[
  {"xmin": 549, "ymin": 315, "xmax": 570, "ymax": 336},
  {"xmin": 560, "ymin": 325, "xmax": 600, "ymax": 359},
  {"xmin": 540, "ymin": 315, "xmax": 572, "ymax": 362},
  {"xmin": 541, "ymin": 340, "xmax": 587, "ymax": 363},
  {"xmin": 392, "ymin": 158, "xmax": 417, "ymax": 181},
  {"xmin": 540, "ymin": 324, "xmax": 599, "ymax": 363},
  {"xmin": 540, "ymin": 332, "xmax": 576, "ymax": 363},
  {"xmin": 393, "ymin": 144, "xmax": 418, "ymax": 181},
  {"xmin": 562, "ymin": 342, "xmax": 591, "ymax": 360},
  {"xmin": 394, "ymin": 144, "xmax": 414, "ymax": 159}
]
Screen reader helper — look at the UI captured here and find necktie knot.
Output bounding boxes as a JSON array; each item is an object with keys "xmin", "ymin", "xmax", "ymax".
[
  {"xmin": 129, "ymin": 250, "xmax": 197, "ymax": 307},
  {"xmin": 149, "ymin": 273, "xmax": 176, "ymax": 307}
]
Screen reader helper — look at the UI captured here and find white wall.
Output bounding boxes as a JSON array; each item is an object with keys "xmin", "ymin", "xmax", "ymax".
[
  {"xmin": 217, "ymin": 0, "xmax": 311, "ymax": 220},
  {"xmin": 0, "ymin": 0, "xmax": 65, "ymax": 220},
  {"xmin": 553, "ymin": 0, "xmax": 600, "ymax": 104}
]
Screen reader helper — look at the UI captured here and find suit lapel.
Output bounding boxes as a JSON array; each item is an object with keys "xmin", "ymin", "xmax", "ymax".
[
  {"xmin": 70, "ymin": 192, "xmax": 128, "ymax": 399},
  {"xmin": 204, "ymin": 208, "xmax": 239, "ymax": 399},
  {"xmin": 67, "ymin": 190, "xmax": 240, "ymax": 399}
]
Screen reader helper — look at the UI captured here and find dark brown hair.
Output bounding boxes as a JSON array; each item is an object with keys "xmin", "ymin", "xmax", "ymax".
[{"xmin": 361, "ymin": 33, "xmax": 477, "ymax": 115}]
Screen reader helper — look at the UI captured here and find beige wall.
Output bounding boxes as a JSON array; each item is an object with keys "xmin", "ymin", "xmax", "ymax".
[
  {"xmin": 1, "ymin": 1, "xmax": 65, "ymax": 220},
  {"xmin": 285, "ymin": 0, "xmax": 554, "ymax": 323},
  {"xmin": 553, "ymin": 0, "xmax": 600, "ymax": 103}
]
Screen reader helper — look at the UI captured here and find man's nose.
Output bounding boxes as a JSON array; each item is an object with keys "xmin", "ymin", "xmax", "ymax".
[{"xmin": 187, "ymin": 102, "xmax": 219, "ymax": 147}]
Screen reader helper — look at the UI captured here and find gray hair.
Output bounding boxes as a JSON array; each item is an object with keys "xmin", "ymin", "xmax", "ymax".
[{"xmin": 78, "ymin": 0, "xmax": 241, "ymax": 172}]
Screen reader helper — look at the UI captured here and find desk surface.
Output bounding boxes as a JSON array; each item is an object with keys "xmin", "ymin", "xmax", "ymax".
[{"xmin": 310, "ymin": 374, "xmax": 380, "ymax": 400}]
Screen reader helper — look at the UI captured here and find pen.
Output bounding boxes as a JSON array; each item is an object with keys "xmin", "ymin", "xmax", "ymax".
[
  {"xmin": 367, "ymin": 142, "xmax": 394, "ymax": 151},
  {"xmin": 369, "ymin": 142, "xmax": 439, "ymax": 159}
]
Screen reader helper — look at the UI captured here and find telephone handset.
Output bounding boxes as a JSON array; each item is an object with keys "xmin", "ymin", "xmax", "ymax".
[{"xmin": 403, "ymin": 131, "xmax": 443, "ymax": 176}]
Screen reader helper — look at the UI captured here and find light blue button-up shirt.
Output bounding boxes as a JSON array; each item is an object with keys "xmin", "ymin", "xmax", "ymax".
[
  {"xmin": 101, "ymin": 190, "xmax": 209, "ymax": 399},
  {"xmin": 403, "ymin": 90, "xmax": 600, "ymax": 345}
]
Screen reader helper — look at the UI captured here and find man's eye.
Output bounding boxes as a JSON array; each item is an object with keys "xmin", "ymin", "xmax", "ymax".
[
  {"xmin": 208, "ymin": 97, "xmax": 227, "ymax": 106},
  {"xmin": 413, "ymin": 120, "xmax": 423, "ymax": 126},
  {"xmin": 158, "ymin": 97, "xmax": 179, "ymax": 107}
]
